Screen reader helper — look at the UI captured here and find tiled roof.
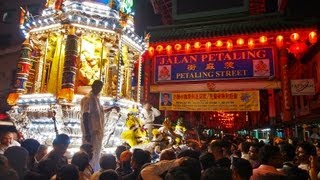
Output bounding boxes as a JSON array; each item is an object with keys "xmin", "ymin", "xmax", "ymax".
[{"xmin": 148, "ymin": 14, "xmax": 319, "ymax": 43}]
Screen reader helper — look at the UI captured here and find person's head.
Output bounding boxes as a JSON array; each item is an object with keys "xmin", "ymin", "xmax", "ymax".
[
  {"xmin": 143, "ymin": 102, "xmax": 151, "ymax": 110},
  {"xmin": 4, "ymin": 146, "xmax": 29, "ymax": 179},
  {"xmin": 120, "ymin": 150, "xmax": 132, "ymax": 167},
  {"xmin": 209, "ymin": 141, "xmax": 224, "ymax": 160},
  {"xmin": 279, "ymin": 143, "xmax": 295, "ymax": 162},
  {"xmin": 100, "ymin": 154, "xmax": 117, "ymax": 170},
  {"xmin": 56, "ymin": 164, "xmax": 79, "ymax": 180},
  {"xmin": 24, "ymin": 171, "xmax": 47, "ymax": 180},
  {"xmin": 52, "ymin": 134, "xmax": 70, "ymax": 156},
  {"xmin": 165, "ymin": 166, "xmax": 192, "ymax": 180},
  {"xmin": 231, "ymin": 158, "xmax": 253, "ymax": 180},
  {"xmin": 240, "ymin": 142, "xmax": 251, "ymax": 154},
  {"xmin": 115, "ymin": 145, "xmax": 127, "ymax": 161},
  {"xmin": 259, "ymin": 145, "xmax": 283, "ymax": 168},
  {"xmin": 1, "ymin": 132, "xmax": 13, "ymax": 146},
  {"xmin": 131, "ymin": 148, "xmax": 150, "ymax": 170},
  {"xmin": 163, "ymin": 93, "xmax": 170, "ymax": 103},
  {"xmin": 160, "ymin": 149, "xmax": 176, "ymax": 161},
  {"xmin": 177, "ymin": 149, "xmax": 200, "ymax": 159},
  {"xmin": 248, "ymin": 144, "xmax": 260, "ymax": 161},
  {"xmin": 180, "ymin": 157, "xmax": 202, "ymax": 180},
  {"xmin": 21, "ymin": 139, "xmax": 40, "ymax": 156},
  {"xmin": 201, "ymin": 167, "xmax": 232, "ymax": 180},
  {"xmin": 91, "ymin": 80, "xmax": 103, "ymax": 95},
  {"xmin": 297, "ymin": 142, "xmax": 316, "ymax": 164},
  {"xmin": 0, "ymin": 154, "xmax": 9, "ymax": 168},
  {"xmin": 199, "ymin": 152, "xmax": 216, "ymax": 171},
  {"xmin": 35, "ymin": 144, "xmax": 48, "ymax": 161},
  {"xmin": 71, "ymin": 151, "xmax": 89, "ymax": 172},
  {"xmin": 80, "ymin": 144, "xmax": 93, "ymax": 161},
  {"xmin": 99, "ymin": 169, "xmax": 119, "ymax": 180}
]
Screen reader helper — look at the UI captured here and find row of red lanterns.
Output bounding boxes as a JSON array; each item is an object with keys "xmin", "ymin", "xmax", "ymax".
[{"xmin": 148, "ymin": 31, "xmax": 317, "ymax": 55}]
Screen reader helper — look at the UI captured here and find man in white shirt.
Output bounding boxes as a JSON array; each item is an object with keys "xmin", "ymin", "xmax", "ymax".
[
  {"xmin": 0, "ymin": 131, "xmax": 20, "ymax": 154},
  {"xmin": 141, "ymin": 103, "xmax": 160, "ymax": 141}
]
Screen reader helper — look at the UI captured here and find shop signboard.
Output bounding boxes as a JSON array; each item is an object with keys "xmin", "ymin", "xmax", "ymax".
[
  {"xmin": 291, "ymin": 79, "xmax": 315, "ymax": 96},
  {"xmin": 159, "ymin": 91, "xmax": 260, "ymax": 111},
  {"xmin": 154, "ymin": 47, "xmax": 275, "ymax": 82}
]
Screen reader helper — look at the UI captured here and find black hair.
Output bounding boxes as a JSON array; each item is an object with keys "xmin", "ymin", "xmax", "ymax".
[
  {"xmin": 100, "ymin": 154, "xmax": 117, "ymax": 170},
  {"xmin": 99, "ymin": 169, "xmax": 119, "ymax": 180},
  {"xmin": 180, "ymin": 157, "xmax": 202, "ymax": 180},
  {"xmin": 165, "ymin": 166, "xmax": 191, "ymax": 180},
  {"xmin": 202, "ymin": 167, "xmax": 232, "ymax": 180},
  {"xmin": 71, "ymin": 151, "xmax": 89, "ymax": 171},
  {"xmin": 132, "ymin": 149, "xmax": 151, "ymax": 169},
  {"xmin": 259, "ymin": 145, "xmax": 280, "ymax": 164},
  {"xmin": 177, "ymin": 149, "xmax": 201, "ymax": 159},
  {"xmin": 199, "ymin": 152, "xmax": 216, "ymax": 171},
  {"xmin": 232, "ymin": 158, "xmax": 253, "ymax": 180},
  {"xmin": 56, "ymin": 164, "xmax": 79, "ymax": 180},
  {"xmin": 279, "ymin": 143, "xmax": 295, "ymax": 161},
  {"xmin": 241, "ymin": 142, "xmax": 251, "ymax": 153},
  {"xmin": 80, "ymin": 144, "xmax": 93, "ymax": 152},
  {"xmin": 115, "ymin": 145, "xmax": 127, "ymax": 160},
  {"xmin": 298, "ymin": 142, "xmax": 316, "ymax": 156},
  {"xmin": 53, "ymin": 134, "xmax": 70, "ymax": 146},
  {"xmin": 21, "ymin": 139, "xmax": 40, "ymax": 156}
]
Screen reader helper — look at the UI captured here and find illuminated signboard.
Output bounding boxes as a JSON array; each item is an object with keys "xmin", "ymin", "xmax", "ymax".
[{"xmin": 154, "ymin": 47, "xmax": 275, "ymax": 83}]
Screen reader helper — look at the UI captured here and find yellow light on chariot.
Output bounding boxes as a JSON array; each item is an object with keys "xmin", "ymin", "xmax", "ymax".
[
  {"xmin": 58, "ymin": 88, "xmax": 74, "ymax": 102},
  {"xmin": 259, "ymin": 36, "xmax": 268, "ymax": 44},
  {"xmin": 236, "ymin": 38, "xmax": 244, "ymax": 46},
  {"xmin": 309, "ymin": 31, "xmax": 317, "ymax": 44},
  {"xmin": 7, "ymin": 93, "xmax": 21, "ymax": 106}
]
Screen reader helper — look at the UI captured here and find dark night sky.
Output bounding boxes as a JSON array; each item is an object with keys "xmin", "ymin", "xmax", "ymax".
[{"xmin": 134, "ymin": 0, "xmax": 162, "ymax": 36}]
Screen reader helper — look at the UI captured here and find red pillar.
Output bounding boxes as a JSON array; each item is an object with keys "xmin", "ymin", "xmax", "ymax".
[
  {"xmin": 279, "ymin": 49, "xmax": 292, "ymax": 122},
  {"xmin": 143, "ymin": 53, "xmax": 151, "ymax": 103}
]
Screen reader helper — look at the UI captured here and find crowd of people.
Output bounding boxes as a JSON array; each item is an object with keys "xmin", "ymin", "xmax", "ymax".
[{"xmin": 1, "ymin": 129, "xmax": 320, "ymax": 180}]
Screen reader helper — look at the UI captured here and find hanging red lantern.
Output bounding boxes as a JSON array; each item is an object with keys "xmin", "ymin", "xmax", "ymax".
[
  {"xmin": 236, "ymin": 38, "xmax": 244, "ymax": 46},
  {"xmin": 276, "ymin": 35, "xmax": 284, "ymax": 48},
  {"xmin": 166, "ymin": 45, "xmax": 172, "ymax": 54},
  {"xmin": 259, "ymin": 36, "xmax": 268, "ymax": 44},
  {"xmin": 309, "ymin": 31, "xmax": 317, "ymax": 44},
  {"xmin": 174, "ymin": 44, "xmax": 182, "ymax": 51},
  {"xmin": 185, "ymin": 43, "xmax": 191, "ymax": 52},
  {"xmin": 194, "ymin": 42, "xmax": 201, "ymax": 49},
  {"xmin": 215, "ymin": 40, "xmax": 223, "ymax": 48},
  {"xmin": 248, "ymin": 38, "xmax": 255, "ymax": 49},
  {"xmin": 226, "ymin": 40, "xmax": 233, "ymax": 51},
  {"xmin": 290, "ymin": 33, "xmax": 300, "ymax": 42},
  {"xmin": 156, "ymin": 45, "xmax": 163, "ymax": 53},
  {"xmin": 148, "ymin": 47, "xmax": 154, "ymax": 56},
  {"xmin": 289, "ymin": 42, "xmax": 307, "ymax": 56},
  {"xmin": 205, "ymin": 42, "xmax": 211, "ymax": 49}
]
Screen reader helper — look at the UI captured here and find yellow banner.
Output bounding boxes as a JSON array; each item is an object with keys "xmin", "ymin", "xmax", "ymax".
[{"xmin": 159, "ymin": 91, "xmax": 260, "ymax": 111}]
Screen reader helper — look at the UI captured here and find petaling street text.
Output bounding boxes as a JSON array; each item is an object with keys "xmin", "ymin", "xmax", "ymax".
[
  {"xmin": 157, "ymin": 49, "xmax": 268, "ymax": 65},
  {"xmin": 176, "ymin": 70, "xmax": 248, "ymax": 79}
]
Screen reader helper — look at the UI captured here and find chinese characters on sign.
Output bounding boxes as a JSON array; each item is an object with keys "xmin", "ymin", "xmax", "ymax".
[
  {"xmin": 159, "ymin": 91, "xmax": 260, "ymax": 111},
  {"xmin": 155, "ymin": 47, "xmax": 275, "ymax": 82}
]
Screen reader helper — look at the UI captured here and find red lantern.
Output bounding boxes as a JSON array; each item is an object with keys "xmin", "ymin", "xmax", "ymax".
[
  {"xmin": 226, "ymin": 40, "xmax": 233, "ymax": 50},
  {"xmin": 215, "ymin": 40, "xmax": 223, "ymax": 47},
  {"xmin": 276, "ymin": 35, "xmax": 284, "ymax": 48},
  {"xmin": 166, "ymin": 45, "xmax": 172, "ymax": 54},
  {"xmin": 205, "ymin": 42, "xmax": 211, "ymax": 49},
  {"xmin": 174, "ymin": 44, "xmax": 182, "ymax": 51},
  {"xmin": 148, "ymin": 47, "xmax": 154, "ymax": 56},
  {"xmin": 259, "ymin": 36, "xmax": 268, "ymax": 44},
  {"xmin": 194, "ymin": 42, "xmax": 201, "ymax": 49},
  {"xmin": 289, "ymin": 42, "xmax": 307, "ymax": 56},
  {"xmin": 309, "ymin": 31, "xmax": 317, "ymax": 44},
  {"xmin": 290, "ymin": 33, "xmax": 300, "ymax": 42},
  {"xmin": 185, "ymin": 43, "xmax": 191, "ymax": 52},
  {"xmin": 248, "ymin": 38, "xmax": 255, "ymax": 49},
  {"xmin": 156, "ymin": 45, "xmax": 163, "ymax": 53},
  {"xmin": 236, "ymin": 38, "xmax": 244, "ymax": 46}
]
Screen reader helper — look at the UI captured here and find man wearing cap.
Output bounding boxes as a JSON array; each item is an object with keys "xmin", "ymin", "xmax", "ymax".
[{"xmin": 37, "ymin": 134, "xmax": 70, "ymax": 179}]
